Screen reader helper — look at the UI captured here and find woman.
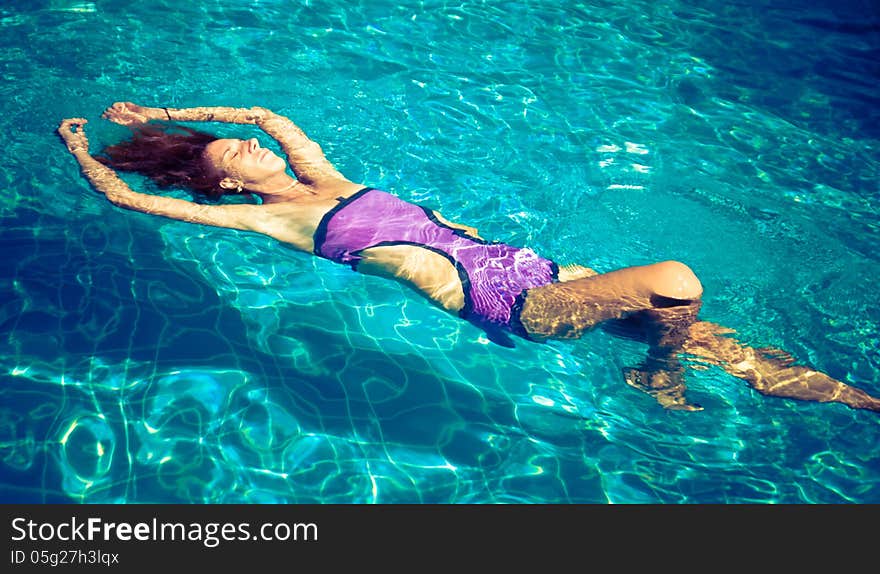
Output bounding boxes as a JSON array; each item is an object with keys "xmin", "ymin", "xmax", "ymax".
[{"xmin": 57, "ymin": 103, "xmax": 880, "ymax": 413}]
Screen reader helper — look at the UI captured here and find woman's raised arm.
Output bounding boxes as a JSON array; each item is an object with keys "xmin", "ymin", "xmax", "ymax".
[
  {"xmin": 58, "ymin": 118, "xmax": 257, "ymax": 230},
  {"xmin": 102, "ymin": 102, "xmax": 349, "ymax": 187}
]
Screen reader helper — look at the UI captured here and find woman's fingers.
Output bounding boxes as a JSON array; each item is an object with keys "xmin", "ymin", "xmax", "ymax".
[
  {"xmin": 103, "ymin": 102, "xmax": 129, "ymax": 116},
  {"xmin": 58, "ymin": 118, "xmax": 88, "ymax": 138},
  {"xmin": 102, "ymin": 103, "xmax": 128, "ymax": 123},
  {"xmin": 102, "ymin": 101, "xmax": 148, "ymax": 125},
  {"xmin": 58, "ymin": 118, "xmax": 89, "ymax": 151},
  {"xmin": 59, "ymin": 117, "xmax": 88, "ymax": 129}
]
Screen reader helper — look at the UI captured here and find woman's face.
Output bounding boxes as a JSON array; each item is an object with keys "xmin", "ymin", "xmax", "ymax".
[{"xmin": 203, "ymin": 137, "xmax": 287, "ymax": 187}]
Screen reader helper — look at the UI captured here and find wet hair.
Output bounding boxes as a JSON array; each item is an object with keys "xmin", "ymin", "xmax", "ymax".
[{"xmin": 96, "ymin": 124, "xmax": 225, "ymax": 199}]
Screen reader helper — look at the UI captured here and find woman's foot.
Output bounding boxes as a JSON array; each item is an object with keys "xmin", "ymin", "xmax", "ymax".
[{"xmin": 623, "ymin": 367, "xmax": 704, "ymax": 411}]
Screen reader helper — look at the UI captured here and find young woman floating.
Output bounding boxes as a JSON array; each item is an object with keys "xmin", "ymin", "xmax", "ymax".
[{"xmin": 56, "ymin": 103, "xmax": 880, "ymax": 413}]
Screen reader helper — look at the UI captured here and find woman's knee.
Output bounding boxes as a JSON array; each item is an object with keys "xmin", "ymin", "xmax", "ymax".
[{"xmin": 645, "ymin": 260, "xmax": 703, "ymax": 301}]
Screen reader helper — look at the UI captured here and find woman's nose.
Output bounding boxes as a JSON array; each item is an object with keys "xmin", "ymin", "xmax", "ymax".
[{"xmin": 248, "ymin": 138, "xmax": 259, "ymax": 153}]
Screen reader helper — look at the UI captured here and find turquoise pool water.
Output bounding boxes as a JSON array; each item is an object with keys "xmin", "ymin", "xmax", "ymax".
[{"xmin": 1, "ymin": 0, "xmax": 879, "ymax": 503}]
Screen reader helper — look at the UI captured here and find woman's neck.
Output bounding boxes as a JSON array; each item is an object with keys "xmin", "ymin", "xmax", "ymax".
[{"xmin": 249, "ymin": 174, "xmax": 314, "ymax": 204}]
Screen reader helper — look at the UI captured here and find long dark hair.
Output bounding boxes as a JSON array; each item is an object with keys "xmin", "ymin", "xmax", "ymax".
[{"xmin": 96, "ymin": 124, "xmax": 224, "ymax": 199}]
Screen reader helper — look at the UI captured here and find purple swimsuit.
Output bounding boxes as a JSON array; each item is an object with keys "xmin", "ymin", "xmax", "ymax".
[{"xmin": 313, "ymin": 188, "xmax": 558, "ymax": 344}]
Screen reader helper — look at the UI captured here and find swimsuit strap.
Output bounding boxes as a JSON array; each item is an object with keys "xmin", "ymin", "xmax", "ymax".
[{"xmin": 312, "ymin": 187, "xmax": 375, "ymax": 256}]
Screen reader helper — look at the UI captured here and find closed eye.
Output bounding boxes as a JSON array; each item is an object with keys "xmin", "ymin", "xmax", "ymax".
[{"xmin": 223, "ymin": 147, "xmax": 239, "ymax": 164}]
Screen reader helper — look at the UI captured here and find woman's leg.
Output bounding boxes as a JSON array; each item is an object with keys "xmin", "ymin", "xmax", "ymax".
[
  {"xmin": 682, "ymin": 322, "xmax": 880, "ymax": 412},
  {"xmin": 519, "ymin": 261, "xmax": 880, "ymax": 413},
  {"xmin": 617, "ymin": 305, "xmax": 880, "ymax": 413},
  {"xmin": 520, "ymin": 261, "xmax": 703, "ymax": 411},
  {"xmin": 519, "ymin": 260, "xmax": 707, "ymax": 410},
  {"xmin": 619, "ymin": 302, "xmax": 706, "ymax": 411},
  {"xmin": 517, "ymin": 260, "xmax": 703, "ymax": 340}
]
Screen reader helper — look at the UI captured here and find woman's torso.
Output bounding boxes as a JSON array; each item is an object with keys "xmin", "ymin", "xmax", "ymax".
[
  {"xmin": 250, "ymin": 186, "xmax": 473, "ymax": 312},
  {"xmin": 249, "ymin": 187, "xmax": 562, "ymax": 325}
]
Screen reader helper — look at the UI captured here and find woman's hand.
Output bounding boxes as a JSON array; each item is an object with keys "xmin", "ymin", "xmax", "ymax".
[
  {"xmin": 102, "ymin": 102, "xmax": 151, "ymax": 125},
  {"xmin": 247, "ymin": 106, "xmax": 272, "ymax": 124},
  {"xmin": 57, "ymin": 118, "xmax": 90, "ymax": 153}
]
